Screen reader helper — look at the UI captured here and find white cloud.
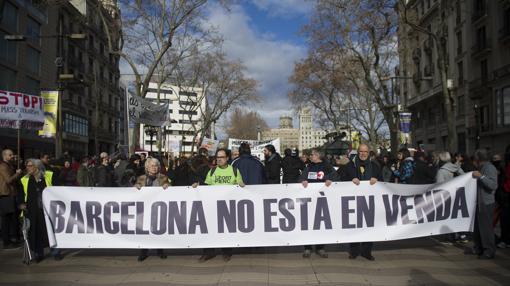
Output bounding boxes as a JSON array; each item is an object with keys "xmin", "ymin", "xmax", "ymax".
[
  {"xmin": 204, "ymin": 4, "xmax": 306, "ymax": 130},
  {"xmin": 251, "ymin": 0, "xmax": 314, "ymax": 18}
]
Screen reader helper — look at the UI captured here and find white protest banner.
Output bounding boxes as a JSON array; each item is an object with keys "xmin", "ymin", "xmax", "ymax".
[
  {"xmin": 166, "ymin": 139, "xmax": 181, "ymax": 154},
  {"xmin": 228, "ymin": 138, "xmax": 280, "ymax": 160},
  {"xmin": 43, "ymin": 174, "xmax": 476, "ymax": 249},
  {"xmin": 127, "ymin": 93, "xmax": 170, "ymax": 126},
  {"xmin": 0, "ymin": 90, "xmax": 45, "ymax": 129},
  {"xmin": 201, "ymin": 137, "xmax": 219, "ymax": 156}
]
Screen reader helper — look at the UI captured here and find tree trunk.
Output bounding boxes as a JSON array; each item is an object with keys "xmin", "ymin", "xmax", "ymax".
[{"xmin": 438, "ymin": 53, "xmax": 457, "ymax": 153}]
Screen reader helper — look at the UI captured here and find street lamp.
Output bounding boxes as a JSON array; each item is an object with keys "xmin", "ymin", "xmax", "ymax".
[{"xmin": 145, "ymin": 126, "xmax": 158, "ymax": 154}]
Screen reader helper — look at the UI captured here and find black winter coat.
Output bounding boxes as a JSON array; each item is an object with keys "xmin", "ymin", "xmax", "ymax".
[
  {"xmin": 264, "ymin": 153, "xmax": 282, "ymax": 184},
  {"xmin": 343, "ymin": 157, "xmax": 382, "ymax": 182},
  {"xmin": 282, "ymin": 156, "xmax": 304, "ymax": 183}
]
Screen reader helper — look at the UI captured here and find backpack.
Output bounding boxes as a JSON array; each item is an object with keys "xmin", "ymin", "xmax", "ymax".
[{"xmin": 209, "ymin": 165, "xmax": 238, "ymax": 177}]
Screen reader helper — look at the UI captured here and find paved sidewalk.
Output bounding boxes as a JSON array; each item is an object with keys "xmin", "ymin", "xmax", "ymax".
[{"xmin": 1, "ymin": 238, "xmax": 509, "ymax": 286}]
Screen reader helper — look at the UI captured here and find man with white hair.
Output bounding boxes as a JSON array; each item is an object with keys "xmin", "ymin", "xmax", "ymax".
[
  {"xmin": 134, "ymin": 157, "xmax": 170, "ymax": 262},
  {"xmin": 436, "ymin": 151, "xmax": 465, "ymax": 183},
  {"xmin": 0, "ymin": 149, "xmax": 23, "ymax": 249},
  {"xmin": 465, "ymin": 149, "xmax": 498, "ymax": 259}
]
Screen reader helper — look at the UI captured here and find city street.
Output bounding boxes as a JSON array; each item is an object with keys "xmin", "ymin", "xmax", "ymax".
[{"xmin": 1, "ymin": 238, "xmax": 509, "ymax": 286}]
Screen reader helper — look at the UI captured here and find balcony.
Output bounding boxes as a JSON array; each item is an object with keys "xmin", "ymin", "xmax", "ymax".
[
  {"xmin": 469, "ymin": 78, "xmax": 491, "ymax": 100},
  {"xmin": 493, "ymin": 64, "xmax": 510, "ymax": 80},
  {"xmin": 471, "ymin": 39, "xmax": 492, "ymax": 58},
  {"xmin": 472, "ymin": 9, "xmax": 488, "ymax": 24}
]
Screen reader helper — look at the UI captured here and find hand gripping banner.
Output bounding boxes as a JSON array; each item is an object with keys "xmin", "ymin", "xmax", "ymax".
[{"xmin": 43, "ymin": 174, "xmax": 477, "ymax": 249}]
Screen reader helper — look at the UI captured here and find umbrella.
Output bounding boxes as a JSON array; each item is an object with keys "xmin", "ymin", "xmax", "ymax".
[{"xmin": 21, "ymin": 215, "xmax": 33, "ymax": 265}]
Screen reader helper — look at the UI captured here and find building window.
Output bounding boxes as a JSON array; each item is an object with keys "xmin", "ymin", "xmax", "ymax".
[
  {"xmin": 479, "ymin": 105, "xmax": 490, "ymax": 131},
  {"xmin": 456, "ymin": 31, "xmax": 462, "ymax": 55},
  {"xmin": 0, "ymin": 31, "xmax": 18, "ymax": 64},
  {"xmin": 25, "ymin": 76, "xmax": 39, "ymax": 95},
  {"xmin": 458, "ymin": 61, "xmax": 464, "ymax": 85},
  {"xmin": 428, "ymin": 107, "xmax": 435, "ymax": 125},
  {"xmin": 26, "ymin": 47, "xmax": 40, "ymax": 75},
  {"xmin": 480, "ymin": 59, "xmax": 488, "ymax": 81},
  {"xmin": 179, "ymin": 110, "xmax": 197, "ymax": 115},
  {"xmin": 1, "ymin": 2, "xmax": 18, "ymax": 32},
  {"xmin": 0, "ymin": 66, "xmax": 17, "ymax": 90},
  {"xmin": 458, "ymin": 94, "xmax": 465, "ymax": 116},
  {"xmin": 179, "ymin": 91, "xmax": 197, "ymax": 97},
  {"xmin": 456, "ymin": 1, "xmax": 462, "ymax": 24},
  {"xmin": 26, "ymin": 16, "xmax": 41, "ymax": 45},
  {"xmin": 476, "ymin": 26, "xmax": 487, "ymax": 51},
  {"xmin": 474, "ymin": 0, "xmax": 486, "ymax": 14},
  {"xmin": 64, "ymin": 113, "xmax": 88, "ymax": 136},
  {"xmin": 496, "ymin": 87, "xmax": 510, "ymax": 126}
]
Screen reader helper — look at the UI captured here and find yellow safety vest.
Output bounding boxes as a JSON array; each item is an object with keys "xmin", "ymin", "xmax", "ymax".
[{"xmin": 20, "ymin": 170, "xmax": 53, "ymax": 203}]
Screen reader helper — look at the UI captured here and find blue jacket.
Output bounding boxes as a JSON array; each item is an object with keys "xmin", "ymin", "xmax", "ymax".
[{"xmin": 232, "ymin": 154, "xmax": 267, "ymax": 185}]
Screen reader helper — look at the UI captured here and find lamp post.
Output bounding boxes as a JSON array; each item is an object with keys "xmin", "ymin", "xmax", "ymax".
[
  {"xmin": 382, "ymin": 75, "xmax": 433, "ymax": 149},
  {"xmin": 145, "ymin": 126, "xmax": 158, "ymax": 154}
]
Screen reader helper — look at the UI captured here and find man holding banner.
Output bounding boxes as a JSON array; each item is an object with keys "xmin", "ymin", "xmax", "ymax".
[
  {"xmin": 196, "ymin": 149, "xmax": 245, "ymax": 262},
  {"xmin": 343, "ymin": 144, "xmax": 382, "ymax": 261},
  {"xmin": 299, "ymin": 148, "xmax": 336, "ymax": 258},
  {"xmin": 134, "ymin": 158, "xmax": 170, "ymax": 262},
  {"xmin": 466, "ymin": 149, "xmax": 498, "ymax": 259}
]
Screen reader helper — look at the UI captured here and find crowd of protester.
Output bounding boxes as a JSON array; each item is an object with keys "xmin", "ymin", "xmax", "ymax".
[{"xmin": 0, "ymin": 142, "xmax": 509, "ymax": 263}]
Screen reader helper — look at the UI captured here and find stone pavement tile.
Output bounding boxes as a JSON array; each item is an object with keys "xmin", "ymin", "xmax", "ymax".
[
  {"xmin": 314, "ymin": 272, "xmax": 367, "ymax": 285},
  {"xmin": 217, "ymin": 282, "xmax": 267, "ymax": 286},
  {"xmin": 267, "ymin": 266, "xmax": 315, "ymax": 276},
  {"xmin": 268, "ymin": 273, "xmax": 319, "ymax": 285},
  {"xmin": 219, "ymin": 272, "xmax": 268, "ymax": 283}
]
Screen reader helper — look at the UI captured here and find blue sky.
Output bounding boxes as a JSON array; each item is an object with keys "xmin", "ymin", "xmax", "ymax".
[{"xmin": 204, "ymin": 0, "xmax": 314, "ymax": 129}]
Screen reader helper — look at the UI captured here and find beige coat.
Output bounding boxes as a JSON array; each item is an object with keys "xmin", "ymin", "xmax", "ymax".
[
  {"xmin": 0, "ymin": 161, "xmax": 19, "ymax": 196},
  {"xmin": 135, "ymin": 173, "xmax": 170, "ymax": 187}
]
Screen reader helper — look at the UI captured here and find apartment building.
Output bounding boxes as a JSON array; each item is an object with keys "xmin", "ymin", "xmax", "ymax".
[
  {"xmin": 398, "ymin": 0, "xmax": 510, "ymax": 154},
  {"xmin": 138, "ymin": 82, "xmax": 207, "ymax": 156}
]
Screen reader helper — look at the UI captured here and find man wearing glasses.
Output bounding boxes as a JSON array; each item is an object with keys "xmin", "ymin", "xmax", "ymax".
[
  {"xmin": 298, "ymin": 148, "xmax": 336, "ymax": 259},
  {"xmin": 343, "ymin": 144, "xmax": 382, "ymax": 261},
  {"xmin": 193, "ymin": 148, "xmax": 244, "ymax": 262}
]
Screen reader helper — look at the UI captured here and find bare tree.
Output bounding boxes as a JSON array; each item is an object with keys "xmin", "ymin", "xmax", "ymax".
[
  {"xmin": 288, "ymin": 54, "xmax": 349, "ymax": 132},
  {"xmin": 300, "ymin": 0, "xmax": 399, "ymax": 153},
  {"xmin": 224, "ymin": 107, "xmax": 269, "ymax": 140},
  {"xmin": 93, "ymin": 0, "xmax": 225, "ymax": 154},
  {"xmin": 397, "ymin": 0, "xmax": 457, "ymax": 153},
  {"xmin": 174, "ymin": 51, "xmax": 259, "ymax": 152},
  {"xmin": 288, "ymin": 51, "xmax": 386, "ymax": 150}
]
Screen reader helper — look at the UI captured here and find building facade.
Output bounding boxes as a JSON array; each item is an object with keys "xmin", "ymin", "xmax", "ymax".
[
  {"xmin": 261, "ymin": 116, "xmax": 299, "ymax": 151},
  {"xmin": 0, "ymin": 0, "xmax": 53, "ymax": 158},
  {"xmin": 261, "ymin": 108, "xmax": 329, "ymax": 153},
  {"xmin": 298, "ymin": 107, "xmax": 328, "ymax": 151},
  {"xmin": 398, "ymin": 0, "xmax": 510, "ymax": 155},
  {"xmin": 0, "ymin": 0, "xmax": 125, "ymax": 159},
  {"xmin": 138, "ymin": 83, "xmax": 206, "ymax": 156}
]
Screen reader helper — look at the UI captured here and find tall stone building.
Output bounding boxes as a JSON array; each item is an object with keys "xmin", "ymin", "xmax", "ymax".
[
  {"xmin": 0, "ymin": 0, "xmax": 53, "ymax": 158},
  {"xmin": 261, "ymin": 108, "xmax": 328, "ymax": 153},
  {"xmin": 40, "ymin": 0, "xmax": 125, "ymax": 157},
  {"xmin": 398, "ymin": 0, "xmax": 510, "ymax": 155},
  {"xmin": 0, "ymin": 0, "xmax": 125, "ymax": 158},
  {"xmin": 299, "ymin": 107, "xmax": 327, "ymax": 151},
  {"xmin": 261, "ymin": 116, "xmax": 299, "ymax": 151}
]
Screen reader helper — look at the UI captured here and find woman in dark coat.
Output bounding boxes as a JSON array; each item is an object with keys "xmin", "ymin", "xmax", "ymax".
[{"xmin": 17, "ymin": 158, "xmax": 57, "ymax": 262}]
